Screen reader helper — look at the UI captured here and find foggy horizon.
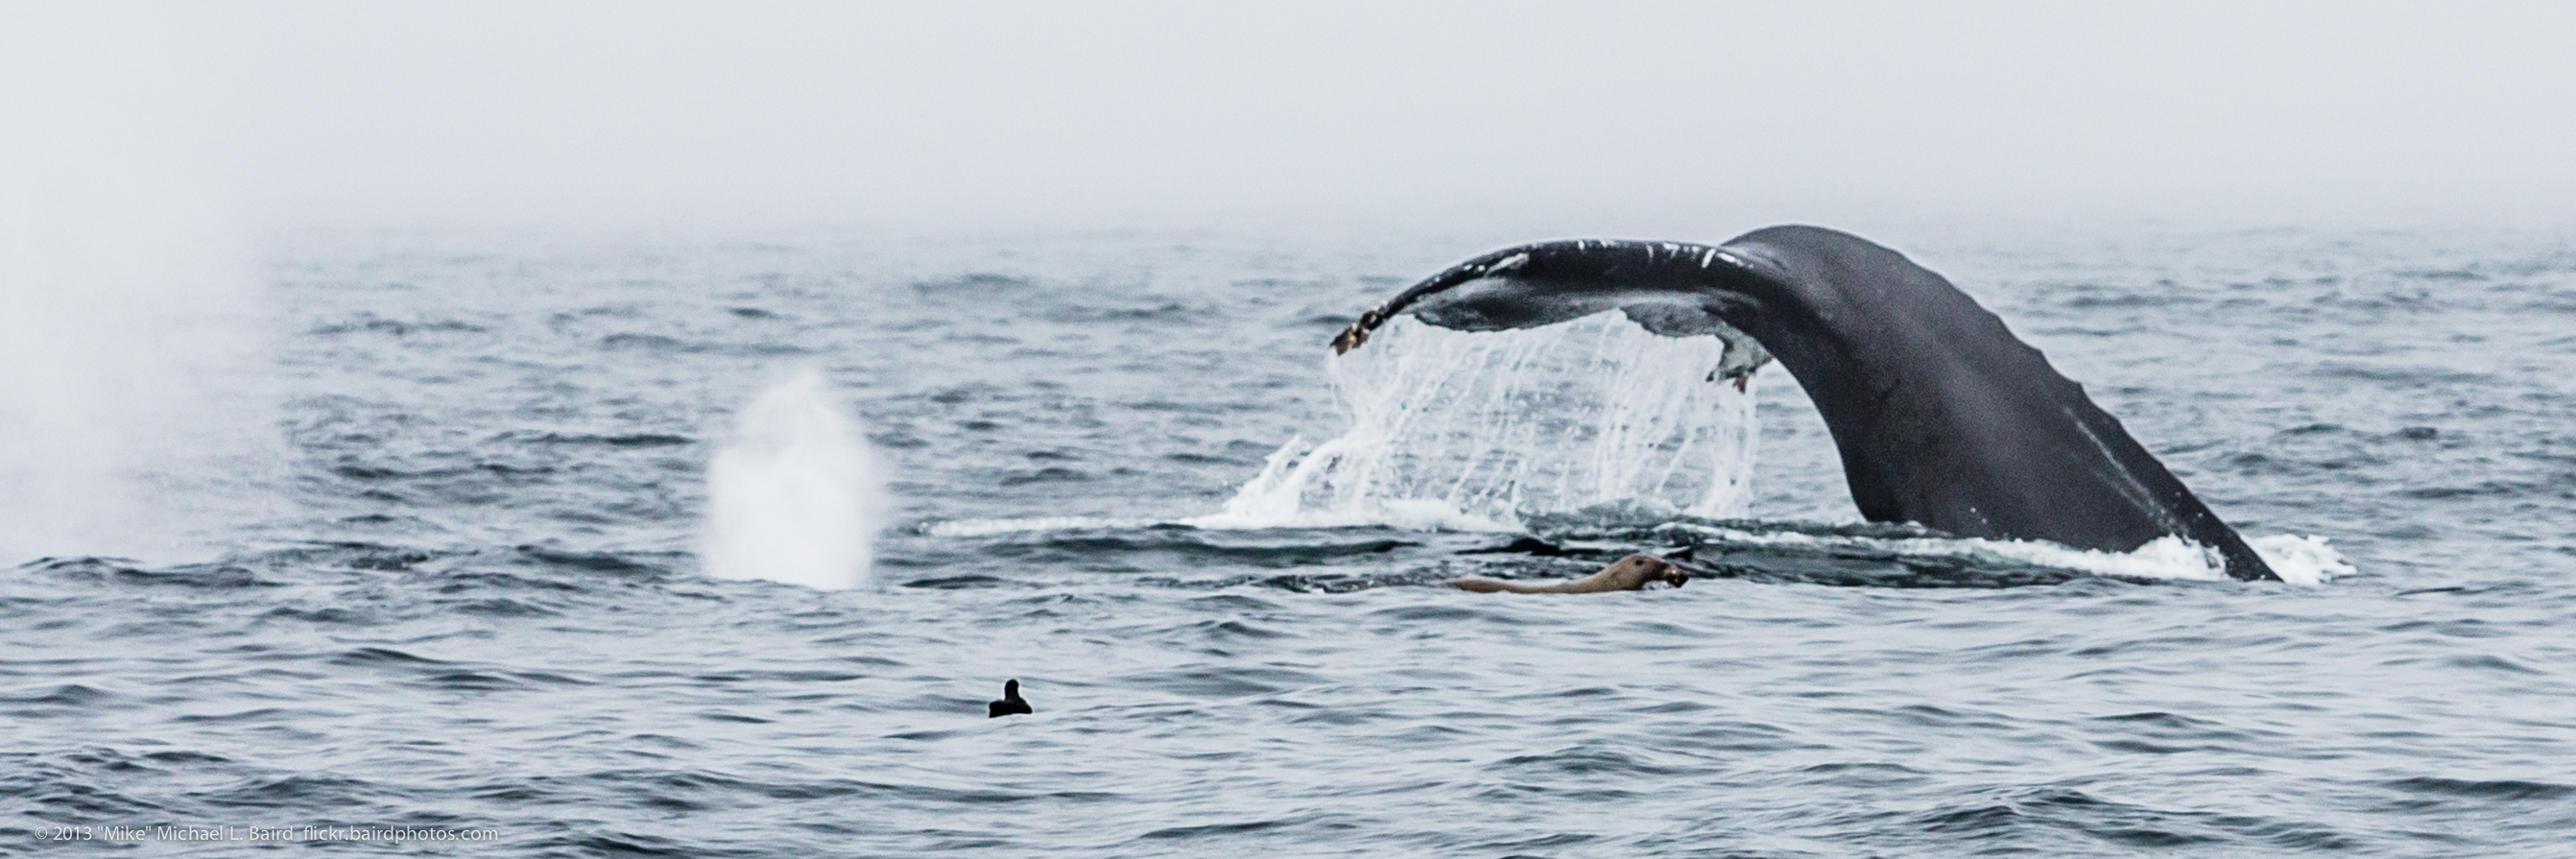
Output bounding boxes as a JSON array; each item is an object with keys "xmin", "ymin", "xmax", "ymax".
[{"xmin": 10, "ymin": 1, "xmax": 2576, "ymax": 235}]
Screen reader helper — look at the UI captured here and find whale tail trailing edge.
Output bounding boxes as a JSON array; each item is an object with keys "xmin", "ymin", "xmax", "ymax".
[{"xmin": 1337, "ymin": 226, "xmax": 2278, "ymax": 582}]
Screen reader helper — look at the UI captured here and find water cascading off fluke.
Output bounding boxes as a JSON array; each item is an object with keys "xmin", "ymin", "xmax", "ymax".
[{"xmin": 1193, "ymin": 313, "xmax": 1759, "ymax": 532}]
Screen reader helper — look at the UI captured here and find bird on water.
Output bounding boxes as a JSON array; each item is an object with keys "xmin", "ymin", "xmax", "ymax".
[{"xmin": 988, "ymin": 679, "xmax": 1032, "ymax": 718}]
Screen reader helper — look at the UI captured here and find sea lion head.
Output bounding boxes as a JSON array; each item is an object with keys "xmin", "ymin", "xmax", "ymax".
[{"xmin": 1602, "ymin": 554, "xmax": 1688, "ymax": 590}]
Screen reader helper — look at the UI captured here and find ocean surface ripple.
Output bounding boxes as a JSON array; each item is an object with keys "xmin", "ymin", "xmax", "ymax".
[{"xmin": 5, "ymin": 225, "xmax": 2574, "ymax": 856}]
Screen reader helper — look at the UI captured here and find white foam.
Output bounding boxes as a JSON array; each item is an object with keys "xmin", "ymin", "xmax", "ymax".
[
  {"xmin": 703, "ymin": 369, "xmax": 887, "ymax": 590},
  {"xmin": 1204, "ymin": 314, "xmax": 1759, "ymax": 532},
  {"xmin": 1662, "ymin": 522, "xmax": 2227, "ymax": 581},
  {"xmin": 2248, "ymin": 534, "xmax": 2353, "ymax": 585},
  {"xmin": 1664, "ymin": 522, "xmax": 2351, "ymax": 584}
]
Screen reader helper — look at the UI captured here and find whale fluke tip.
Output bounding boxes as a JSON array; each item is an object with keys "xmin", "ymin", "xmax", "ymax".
[{"xmin": 1332, "ymin": 307, "xmax": 1386, "ymax": 354}]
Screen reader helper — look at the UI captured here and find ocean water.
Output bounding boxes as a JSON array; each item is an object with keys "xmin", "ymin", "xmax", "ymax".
[{"xmin": 5, "ymin": 223, "xmax": 2574, "ymax": 856}]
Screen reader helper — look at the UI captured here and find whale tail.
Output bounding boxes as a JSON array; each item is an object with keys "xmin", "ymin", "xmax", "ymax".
[{"xmin": 1339, "ymin": 227, "xmax": 2278, "ymax": 583}]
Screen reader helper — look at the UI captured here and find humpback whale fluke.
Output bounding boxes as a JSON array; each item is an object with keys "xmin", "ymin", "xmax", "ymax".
[{"xmin": 1335, "ymin": 226, "xmax": 2278, "ymax": 582}]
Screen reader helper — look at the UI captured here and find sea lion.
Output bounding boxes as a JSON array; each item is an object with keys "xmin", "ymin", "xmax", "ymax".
[{"xmin": 1445, "ymin": 554, "xmax": 1689, "ymax": 594}]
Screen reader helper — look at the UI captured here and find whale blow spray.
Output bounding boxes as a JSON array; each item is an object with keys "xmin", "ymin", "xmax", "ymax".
[
  {"xmin": 0, "ymin": 9, "xmax": 277, "ymax": 563},
  {"xmin": 704, "ymin": 369, "xmax": 887, "ymax": 590}
]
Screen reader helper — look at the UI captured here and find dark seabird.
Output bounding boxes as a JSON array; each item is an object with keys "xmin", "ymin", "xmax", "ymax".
[{"xmin": 988, "ymin": 679, "xmax": 1032, "ymax": 718}]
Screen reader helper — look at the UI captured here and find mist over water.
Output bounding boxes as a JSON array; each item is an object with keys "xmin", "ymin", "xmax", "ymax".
[{"xmin": 0, "ymin": 10, "xmax": 277, "ymax": 563}]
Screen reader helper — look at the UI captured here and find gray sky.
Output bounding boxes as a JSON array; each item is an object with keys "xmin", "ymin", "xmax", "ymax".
[{"xmin": 14, "ymin": 0, "xmax": 2576, "ymax": 229}]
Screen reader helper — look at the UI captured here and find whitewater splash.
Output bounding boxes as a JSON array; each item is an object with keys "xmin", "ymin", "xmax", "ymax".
[
  {"xmin": 1665, "ymin": 523, "xmax": 2351, "ymax": 585},
  {"xmin": 704, "ymin": 369, "xmax": 888, "ymax": 590},
  {"xmin": 1193, "ymin": 313, "xmax": 1758, "ymax": 531},
  {"xmin": 916, "ymin": 313, "xmax": 2352, "ymax": 585}
]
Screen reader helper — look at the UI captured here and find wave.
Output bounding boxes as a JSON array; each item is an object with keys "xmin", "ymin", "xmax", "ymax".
[{"xmin": 918, "ymin": 516, "xmax": 1163, "ymax": 538}]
